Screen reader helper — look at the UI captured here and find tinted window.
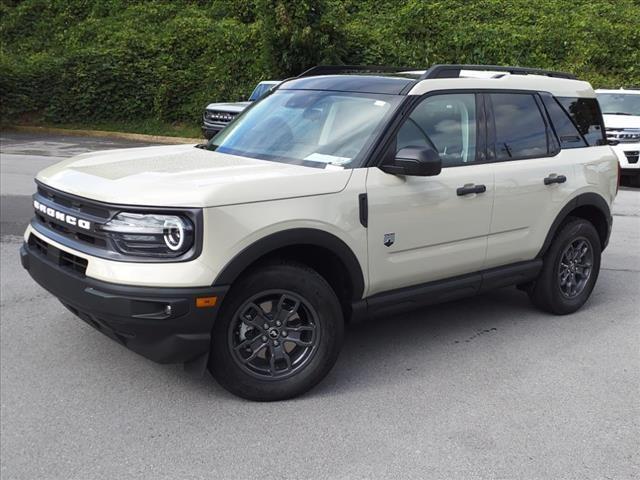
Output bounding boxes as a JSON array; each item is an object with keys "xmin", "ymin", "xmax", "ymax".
[
  {"xmin": 396, "ymin": 93, "xmax": 477, "ymax": 167},
  {"xmin": 557, "ymin": 97, "xmax": 606, "ymax": 146},
  {"xmin": 540, "ymin": 93, "xmax": 587, "ymax": 149},
  {"xmin": 491, "ymin": 93, "xmax": 548, "ymax": 160}
]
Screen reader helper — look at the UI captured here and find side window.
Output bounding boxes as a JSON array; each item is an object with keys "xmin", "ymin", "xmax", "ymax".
[
  {"xmin": 540, "ymin": 93, "xmax": 588, "ymax": 149},
  {"xmin": 396, "ymin": 93, "xmax": 477, "ymax": 167},
  {"xmin": 556, "ymin": 97, "xmax": 606, "ymax": 146},
  {"xmin": 490, "ymin": 93, "xmax": 548, "ymax": 161}
]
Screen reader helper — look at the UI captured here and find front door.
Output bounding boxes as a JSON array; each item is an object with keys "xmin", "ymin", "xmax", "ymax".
[{"xmin": 365, "ymin": 92, "xmax": 494, "ymax": 296}]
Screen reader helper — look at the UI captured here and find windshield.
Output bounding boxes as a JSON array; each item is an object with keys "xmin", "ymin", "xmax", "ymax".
[
  {"xmin": 597, "ymin": 93, "xmax": 640, "ymax": 116},
  {"xmin": 248, "ymin": 82, "xmax": 277, "ymax": 101},
  {"xmin": 207, "ymin": 89, "xmax": 402, "ymax": 168}
]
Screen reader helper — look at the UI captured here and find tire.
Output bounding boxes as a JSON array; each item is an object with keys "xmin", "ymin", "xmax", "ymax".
[
  {"xmin": 529, "ymin": 217, "xmax": 601, "ymax": 315},
  {"xmin": 209, "ymin": 261, "xmax": 344, "ymax": 401}
]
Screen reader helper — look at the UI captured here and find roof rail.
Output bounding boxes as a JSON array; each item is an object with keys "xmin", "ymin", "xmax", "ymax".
[
  {"xmin": 419, "ymin": 64, "xmax": 577, "ymax": 80},
  {"xmin": 298, "ymin": 65, "xmax": 417, "ymax": 78}
]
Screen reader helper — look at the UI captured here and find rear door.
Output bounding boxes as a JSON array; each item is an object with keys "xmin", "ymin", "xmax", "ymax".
[{"xmin": 485, "ymin": 91, "xmax": 581, "ymax": 268}]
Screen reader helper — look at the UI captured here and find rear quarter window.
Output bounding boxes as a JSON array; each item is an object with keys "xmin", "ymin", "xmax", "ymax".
[
  {"xmin": 556, "ymin": 97, "xmax": 606, "ymax": 146},
  {"xmin": 539, "ymin": 93, "xmax": 587, "ymax": 149}
]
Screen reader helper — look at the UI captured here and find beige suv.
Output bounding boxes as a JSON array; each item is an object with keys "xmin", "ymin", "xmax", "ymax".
[{"xmin": 21, "ymin": 65, "xmax": 618, "ymax": 400}]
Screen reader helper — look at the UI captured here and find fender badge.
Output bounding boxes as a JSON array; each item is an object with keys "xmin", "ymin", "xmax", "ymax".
[{"xmin": 383, "ymin": 233, "xmax": 395, "ymax": 247}]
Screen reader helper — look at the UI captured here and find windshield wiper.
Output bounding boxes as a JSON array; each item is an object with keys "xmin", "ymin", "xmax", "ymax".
[{"xmin": 603, "ymin": 111, "xmax": 633, "ymax": 116}]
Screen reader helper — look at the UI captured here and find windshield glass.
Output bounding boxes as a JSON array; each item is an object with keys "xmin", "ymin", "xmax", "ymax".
[
  {"xmin": 248, "ymin": 83, "xmax": 276, "ymax": 101},
  {"xmin": 597, "ymin": 93, "xmax": 640, "ymax": 116},
  {"xmin": 207, "ymin": 89, "xmax": 402, "ymax": 168}
]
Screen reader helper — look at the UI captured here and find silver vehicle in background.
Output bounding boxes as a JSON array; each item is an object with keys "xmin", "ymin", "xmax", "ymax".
[{"xmin": 202, "ymin": 80, "xmax": 280, "ymax": 139}]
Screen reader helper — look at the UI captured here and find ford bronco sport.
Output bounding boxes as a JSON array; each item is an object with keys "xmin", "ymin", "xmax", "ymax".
[{"xmin": 21, "ymin": 65, "xmax": 618, "ymax": 401}]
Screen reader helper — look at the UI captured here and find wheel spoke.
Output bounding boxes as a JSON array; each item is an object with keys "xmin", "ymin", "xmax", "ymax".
[
  {"xmin": 576, "ymin": 241, "xmax": 588, "ymax": 259},
  {"xmin": 268, "ymin": 343, "xmax": 292, "ymax": 375},
  {"xmin": 284, "ymin": 330, "xmax": 313, "ymax": 347},
  {"xmin": 570, "ymin": 274, "xmax": 578, "ymax": 295},
  {"xmin": 274, "ymin": 294, "xmax": 301, "ymax": 325},
  {"xmin": 236, "ymin": 336, "xmax": 268, "ymax": 363},
  {"xmin": 240, "ymin": 303, "xmax": 270, "ymax": 331}
]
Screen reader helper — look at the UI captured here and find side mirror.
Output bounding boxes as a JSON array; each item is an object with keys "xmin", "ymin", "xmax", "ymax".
[{"xmin": 379, "ymin": 146, "xmax": 442, "ymax": 176}]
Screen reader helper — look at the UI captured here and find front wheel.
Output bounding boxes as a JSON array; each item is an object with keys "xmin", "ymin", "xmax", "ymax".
[
  {"xmin": 529, "ymin": 217, "xmax": 601, "ymax": 314},
  {"xmin": 209, "ymin": 262, "xmax": 344, "ymax": 401}
]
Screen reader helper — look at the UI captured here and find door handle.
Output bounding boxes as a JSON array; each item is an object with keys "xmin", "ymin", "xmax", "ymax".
[
  {"xmin": 456, "ymin": 184, "xmax": 487, "ymax": 196},
  {"xmin": 544, "ymin": 174, "xmax": 567, "ymax": 185}
]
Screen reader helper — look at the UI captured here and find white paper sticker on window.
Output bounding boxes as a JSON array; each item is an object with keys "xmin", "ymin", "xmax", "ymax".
[{"xmin": 304, "ymin": 153, "xmax": 351, "ymax": 165}]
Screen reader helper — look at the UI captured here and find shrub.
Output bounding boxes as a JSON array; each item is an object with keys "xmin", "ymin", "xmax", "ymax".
[{"xmin": 1, "ymin": 0, "xmax": 638, "ymax": 128}]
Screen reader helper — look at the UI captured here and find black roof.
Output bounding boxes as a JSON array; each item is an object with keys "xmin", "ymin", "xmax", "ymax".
[
  {"xmin": 279, "ymin": 75, "xmax": 416, "ymax": 95},
  {"xmin": 276, "ymin": 64, "xmax": 578, "ymax": 95}
]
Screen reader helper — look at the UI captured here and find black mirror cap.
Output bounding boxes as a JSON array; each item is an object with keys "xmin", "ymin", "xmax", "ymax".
[{"xmin": 380, "ymin": 146, "xmax": 442, "ymax": 176}]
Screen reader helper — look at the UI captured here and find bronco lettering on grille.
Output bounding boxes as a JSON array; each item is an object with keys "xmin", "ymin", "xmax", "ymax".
[{"xmin": 33, "ymin": 200, "xmax": 91, "ymax": 230}]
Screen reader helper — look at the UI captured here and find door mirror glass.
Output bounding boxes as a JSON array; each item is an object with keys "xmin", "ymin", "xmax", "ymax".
[{"xmin": 380, "ymin": 146, "xmax": 442, "ymax": 176}]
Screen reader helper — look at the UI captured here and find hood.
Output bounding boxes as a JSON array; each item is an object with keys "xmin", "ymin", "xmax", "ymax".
[
  {"xmin": 602, "ymin": 114, "xmax": 640, "ymax": 129},
  {"xmin": 36, "ymin": 144, "xmax": 353, "ymax": 208},
  {"xmin": 204, "ymin": 102, "xmax": 250, "ymax": 113}
]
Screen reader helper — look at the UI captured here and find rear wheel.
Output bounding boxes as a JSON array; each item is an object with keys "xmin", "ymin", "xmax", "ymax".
[
  {"xmin": 529, "ymin": 217, "xmax": 601, "ymax": 314},
  {"xmin": 209, "ymin": 262, "xmax": 343, "ymax": 401}
]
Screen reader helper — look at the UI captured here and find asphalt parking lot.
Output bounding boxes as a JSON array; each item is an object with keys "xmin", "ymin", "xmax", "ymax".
[{"xmin": 1, "ymin": 131, "xmax": 639, "ymax": 480}]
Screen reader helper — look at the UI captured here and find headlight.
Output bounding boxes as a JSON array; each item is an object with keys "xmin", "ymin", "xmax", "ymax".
[{"xmin": 101, "ymin": 212, "xmax": 194, "ymax": 257}]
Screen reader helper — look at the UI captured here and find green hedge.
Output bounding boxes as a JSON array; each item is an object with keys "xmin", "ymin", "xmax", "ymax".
[{"xmin": 1, "ymin": 0, "xmax": 638, "ymax": 128}]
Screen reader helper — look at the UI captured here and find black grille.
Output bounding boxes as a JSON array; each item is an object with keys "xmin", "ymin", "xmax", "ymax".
[
  {"xmin": 37, "ymin": 185, "xmax": 110, "ymax": 218},
  {"xmin": 29, "ymin": 234, "xmax": 88, "ymax": 276},
  {"xmin": 205, "ymin": 110, "xmax": 236, "ymax": 123},
  {"xmin": 31, "ymin": 234, "xmax": 49, "ymax": 256},
  {"xmin": 624, "ymin": 151, "xmax": 639, "ymax": 164},
  {"xmin": 33, "ymin": 184, "xmax": 110, "ymax": 248}
]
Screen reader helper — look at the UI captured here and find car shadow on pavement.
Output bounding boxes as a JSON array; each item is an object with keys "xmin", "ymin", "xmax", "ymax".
[
  {"xmin": 310, "ymin": 285, "xmax": 589, "ymax": 398},
  {"xmin": 68, "ymin": 281, "xmax": 602, "ymax": 403}
]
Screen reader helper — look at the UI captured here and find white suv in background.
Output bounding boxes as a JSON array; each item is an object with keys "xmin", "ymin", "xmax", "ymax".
[
  {"xmin": 21, "ymin": 65, "xmax": 618, "ymax": 401},
  {"xmin": 596, "ymin": 88, "xmax": 640, "ymax": 187}
]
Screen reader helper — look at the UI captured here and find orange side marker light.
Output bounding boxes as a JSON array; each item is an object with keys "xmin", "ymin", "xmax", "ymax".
[{"xmin": 196, "ymin": 296, "xmax": 218, "ymax": 308}]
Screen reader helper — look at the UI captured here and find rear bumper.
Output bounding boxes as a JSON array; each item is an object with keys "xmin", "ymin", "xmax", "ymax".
[{"xmin": 20, "ymin": 240, "xmax": 228, "ymax": 364}]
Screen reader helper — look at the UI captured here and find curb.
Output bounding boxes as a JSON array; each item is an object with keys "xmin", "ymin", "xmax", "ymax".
[{"xmin": 3, "ymin": 125, "xmax": 202, "ymax": 145}]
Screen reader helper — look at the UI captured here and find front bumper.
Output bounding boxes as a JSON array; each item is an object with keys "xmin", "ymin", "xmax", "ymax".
[
  {"xmin": 611, "ymin": 143, "xmax": 640, "ymax": 172},
  {"xmin": 20, "ymin": 239, "xmax": 228, "ymax": 364},
  {"xmin": 201, "ymin": 120, "xmax": 228, "ymax": 139}
]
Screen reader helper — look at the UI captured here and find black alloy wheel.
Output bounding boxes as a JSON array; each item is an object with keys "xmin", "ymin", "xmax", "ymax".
[
  {"xmin": 529, "ymin": 217, "xmax": 601, "ymax": 315},
  {"xmin": 228, "ymin": 290, "xmax": 320, "ymax": 380},
  {"xmin": 209, "ymin": 262, "xmax": 344, "ymax": 401}
]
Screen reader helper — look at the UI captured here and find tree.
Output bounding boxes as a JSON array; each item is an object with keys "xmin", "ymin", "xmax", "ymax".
[{"xmin": 258, "ymin": 0, "xmax": 346, "ymax": 77}]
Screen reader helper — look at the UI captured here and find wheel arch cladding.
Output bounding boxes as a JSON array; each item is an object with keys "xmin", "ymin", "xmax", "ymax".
[
  {"xmin": 538, "ymin": 192, "xmax": 612, "ymax": 257},
  {"xmin": 213, "ymin": 228, "xmax": 365, "ymax": 305}
]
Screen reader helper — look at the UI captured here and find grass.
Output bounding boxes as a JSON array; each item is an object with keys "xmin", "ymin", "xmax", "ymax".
[{"xmin": 5, "ymin": 118, "xmax": 203, "ymax": 138}]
